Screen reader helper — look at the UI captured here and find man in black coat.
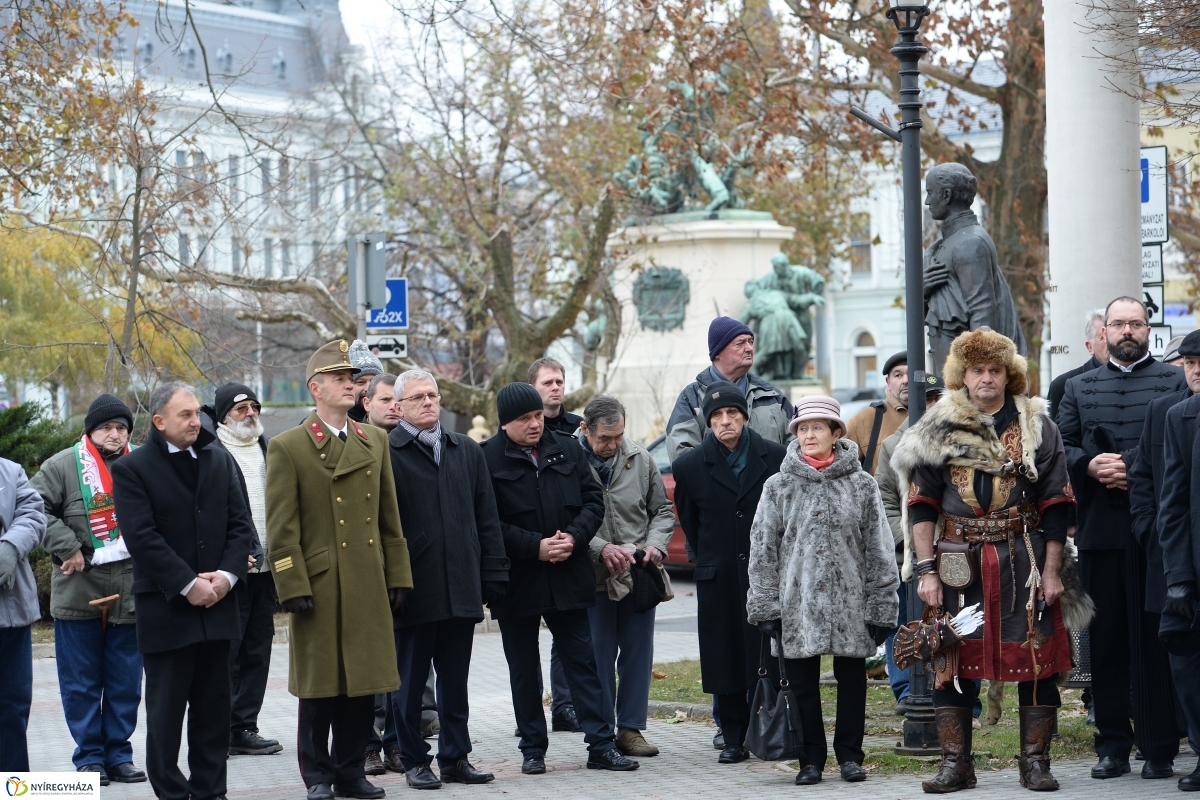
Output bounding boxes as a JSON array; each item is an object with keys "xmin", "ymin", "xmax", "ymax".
[
  {"xmin": 1149, "ymin": 334, "xmax": 1200, "ymax": 792},
  {"xmin": 1048, "ymin": 308, "xmax": 1106, "ymax": 422},
  {"xmin": 387, "ymin": 369, "xmax": 509, "ymax": 789},
  {"xmin": 672, "ymin": 381, "xmax": 787, "ymax": 764},
  {"xmin": 482, "ymin": 382, "xmax": 637, "ymax": 775},
  {"xmin": 526, "ymin": 357, "xmax": 583, "ymax": 731},
  {"xmin": 1058, "ymin": 296, "xmax": 1187, "ymax": 780},
  {"xmin": 111, "ymin": 382, "xmax": 256, "ymax": 800}
]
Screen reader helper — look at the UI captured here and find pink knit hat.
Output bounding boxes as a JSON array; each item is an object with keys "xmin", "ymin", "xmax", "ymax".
[{"xmin": 788, "ymin": 395, "xmax": 846, "ymax": 438}]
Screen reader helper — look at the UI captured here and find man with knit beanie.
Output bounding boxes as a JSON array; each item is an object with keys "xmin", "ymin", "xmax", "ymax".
[
  {"xmin": 348, "ymin": 340, "xmax": 385, "ymax": 424},
  {"xmin": 33, "ymin": 394, "xmax": 147, "ymax": 784},
  {"xmin": 481, "ymin": 382, "xmax": 638, "ymax": 775},
  {"xmin": 665, "ymin": 315, "xmax": 794, "ymax": 463},
  {"xmin": 203, "ymin": 384, "xmax": 283, "ymax": 757}
]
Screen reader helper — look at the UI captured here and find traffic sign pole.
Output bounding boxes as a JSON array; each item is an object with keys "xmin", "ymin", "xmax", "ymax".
[{"xmin": 355, "ymin": 239, "xmax": 368, "ymax": 341}]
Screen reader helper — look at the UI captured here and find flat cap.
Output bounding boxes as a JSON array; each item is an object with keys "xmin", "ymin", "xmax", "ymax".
[
  {"xmin": 882, "ymin": 351, "xmax": 908, "ymax": 376},
  {"xmin": 306, "ymin": 339, "xmax": 361, "ymax": 383},
  {"xmin": 923, "ymin": 374, "xmax": 946, "ymax": 393},
  {"xmin": 1176, "ymin": 330, "xmax": 1200, "ymax": 359}
]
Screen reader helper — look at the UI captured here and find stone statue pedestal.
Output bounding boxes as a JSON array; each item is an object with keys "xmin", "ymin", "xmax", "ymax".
[{"xmin": 605, "ymin": 210, "xmax": 796, "ymax": 441}]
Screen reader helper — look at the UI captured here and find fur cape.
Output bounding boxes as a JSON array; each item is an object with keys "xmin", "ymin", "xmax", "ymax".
[{"xmin": 890, "ymin": 389, "xmax": 1094, "ymax": 631}]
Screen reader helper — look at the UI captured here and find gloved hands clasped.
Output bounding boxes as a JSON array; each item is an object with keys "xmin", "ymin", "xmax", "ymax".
[{"xmin": 757, "ymin": 619, "xmax": 782, "ymax": 637}]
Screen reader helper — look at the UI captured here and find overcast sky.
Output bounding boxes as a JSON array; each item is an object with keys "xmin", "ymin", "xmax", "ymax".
[{"xmin": 340, "ymin": 0, "xmax": 401, "ymax": 54}]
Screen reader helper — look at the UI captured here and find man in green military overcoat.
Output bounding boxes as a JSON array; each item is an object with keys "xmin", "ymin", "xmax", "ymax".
[{"xmin": 267, "ymin": 340, "xmax": 412, "ymax": 800}]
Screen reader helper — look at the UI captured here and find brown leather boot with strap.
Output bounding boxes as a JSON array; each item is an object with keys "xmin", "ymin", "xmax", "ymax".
[
  {"xmin": 1018, "ymin": 706, "xmax": 1059, "ymax": 791},
  {"xmin": 922, "ymin": 707, "xmax": 978, "ymax": 794}
]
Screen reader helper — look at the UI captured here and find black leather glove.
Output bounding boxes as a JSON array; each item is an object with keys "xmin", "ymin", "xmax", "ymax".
[
  {"xmin": 1166, "ymin": 582, "xmax": 1196, "ymax": 620},
  {"xmin": 867, "ymin": 623, "xmax": 893, "ymax": 646},
  {"xmin": 388, "ymin": 588, "xmax": 410, "ymax": 614},
  {"xmin": 482, "ymin": 581, "xmax": 507, "ymax": 609},
  {"xmin": 280, "ymin": 596, "xmax": 314, "ymax": 614},
  {"xmin": 757, "ymin": 619, "xmax": 782, "ymax": 637}
]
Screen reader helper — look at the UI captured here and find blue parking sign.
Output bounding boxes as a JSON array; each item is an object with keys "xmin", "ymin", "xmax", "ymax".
[{"xmin": 367, "ymin": 278, "xmax": 408, "ymax": 330}]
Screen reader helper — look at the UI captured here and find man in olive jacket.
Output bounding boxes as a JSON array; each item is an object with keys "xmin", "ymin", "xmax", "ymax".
[
  {"xmin": 482, "ymin": 382, "xmax": 638, "ymax": 775},
  {"xmin": 266, "ymin": 340, "xmax": 412, "ymax": 800},
  {"xmin": 33, "ymin": 394, "xmax": 146, "ymax": 784}
]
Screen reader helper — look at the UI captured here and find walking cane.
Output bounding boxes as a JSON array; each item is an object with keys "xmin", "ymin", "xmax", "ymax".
[{"xmin": 89, "ymin": 594, "xmax": 121, "ymax": 633}]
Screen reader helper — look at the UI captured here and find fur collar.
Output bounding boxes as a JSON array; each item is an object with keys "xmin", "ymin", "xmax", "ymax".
[
  {"xmin": 780, "ymin": 438, "xmax": 860, "ymax": 482},
  {"xmin": 892, "ymin": 390, "xmax": 1048, "ymax": 486}
]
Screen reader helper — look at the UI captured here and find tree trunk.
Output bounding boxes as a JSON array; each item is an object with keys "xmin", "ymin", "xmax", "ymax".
[{"xmin": 972, "ymin": 0, "xmax": 1047, "ymax": 395}]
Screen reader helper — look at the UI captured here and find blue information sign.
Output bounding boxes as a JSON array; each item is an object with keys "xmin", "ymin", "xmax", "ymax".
[{"xmin": 367, "ymin": 278, "xmax": 408, "ymax": 330}]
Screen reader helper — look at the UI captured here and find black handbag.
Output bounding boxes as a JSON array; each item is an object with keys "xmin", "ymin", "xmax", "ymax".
[
  {"xmin": 630, "ymin": 549, "xmax": 666, "ymax": 614},
  {"xmin": 745, "ymin": 633, "xmax": 804, "ymax": 761}
]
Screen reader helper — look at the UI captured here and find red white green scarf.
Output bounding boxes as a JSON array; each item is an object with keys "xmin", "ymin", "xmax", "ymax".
[{"xmin": 75, "ymin": 434, "xmax": 132, "ymax": 565}]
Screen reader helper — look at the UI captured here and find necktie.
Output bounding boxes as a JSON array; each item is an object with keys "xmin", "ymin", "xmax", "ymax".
[{"xmin": 338, "ymin": 431, "xmax": 347, "ymax": 442}]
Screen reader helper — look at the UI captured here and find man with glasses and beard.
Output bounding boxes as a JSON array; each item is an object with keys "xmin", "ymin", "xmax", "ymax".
[
  {"xmin": 203, "ymin": 384, "xmax": 282, "ymax": 757},
  {"xmin": 1058, "ymin": 297, "xmax": 1187, "ymax": 781}
]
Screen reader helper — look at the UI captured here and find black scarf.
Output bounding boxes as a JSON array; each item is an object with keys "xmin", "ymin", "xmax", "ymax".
[{"xmin": 581, "ymin": 437, "xmax": 615, "ymax": 487}]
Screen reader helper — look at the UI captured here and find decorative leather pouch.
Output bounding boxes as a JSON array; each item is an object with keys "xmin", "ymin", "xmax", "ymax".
[
  {"xmin": 893, "ymin": 606, "xmax": 942, "ymax": 670},
  {"xmin": 931, "ymin": 642, "xmax": 960, "ymax": 690},
  {"xmin": 937, "ymin": 540, "xmax": 978, "ymax": 589}
]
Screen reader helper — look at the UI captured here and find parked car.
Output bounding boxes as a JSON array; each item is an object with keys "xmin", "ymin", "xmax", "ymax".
[{"xmin": 645, "ymin": 433, "xmax": 693, "ymax": 573}]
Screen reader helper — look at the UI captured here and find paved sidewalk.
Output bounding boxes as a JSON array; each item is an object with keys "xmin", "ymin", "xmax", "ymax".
[{"xmin": 28, "ymin": 625, "xmax": 1195, "ymax": 799}]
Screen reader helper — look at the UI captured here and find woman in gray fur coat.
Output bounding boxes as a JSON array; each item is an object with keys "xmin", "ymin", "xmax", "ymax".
[{"xmin": 747, "ymin": 395, "xmax": 900, "ymax": 785}]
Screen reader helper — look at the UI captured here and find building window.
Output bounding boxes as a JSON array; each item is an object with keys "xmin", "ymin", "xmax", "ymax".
[
  {"xmin": 231, "ymin": 237, "xmax": 243, "ymax": 274},
  {"xmin": 853, "ymin": 331, "xmax": 877, "ymax": 388},
  {"xmin": 309, "ymin": 163, "xmax": 321, "ymax": 211},
  {"xmin": 228, "ymin": 156, "xmax": 240, "ymax": 203},
  {"xmin": 342, "ymin": 165, "xmax": 352, "ymax": 210},
  {"xmin": 279, "ymin": 156, "xmax": 290, "ymax": 206},
  {"xmin": 178, "ymin": 233, "xmax": 191, "ymax": 267},
  {"xmin": 196, "ymin": 236, "xmax": 208, "ymax": 269},
  {"xmin": 849, "ymin": 213, "xmax": 872, "ymax": 275},
  {"xmin": 281, "ymin": 240, "xmax": 293, "ymax": 275},
  {"xmin": 260, "ymin": 158, "xmax": 273, "ymax": 197},
  {"xmin": 263, "ymin": 238, "xmax": 274, "ymax": 277},
  {"xmin": 175, "ymin": 150, "xmax": 187, "ymax": 192}
]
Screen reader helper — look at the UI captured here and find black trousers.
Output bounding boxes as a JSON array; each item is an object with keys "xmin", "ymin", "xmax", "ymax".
[
  {"xmin": 142, "ymin": 641, "xmax": 231, "ymax": 800},
  {"xmin": 498, "ymin": 609, "xmax": 615, "ymax": 755},
  {"xmin": 715, "ymin": 693, "xmax": 749, "ymax": 748},
  {"xmin": 297, "ymin": 694, "xmax": 374, "ymax": 787},
  {"xmin": 788, "ymin": 655, "xmax": 866, "ymax": 769},
  {"xmin": 1081, "ymin": 547, "xmax": 1182, "ymax": 762},
  {"xmin": 392, "ymin": 618, "xmax": 474, "ymax": 770},
  {"xmin": 229, "ymin": 572, "xmax": 276, "ymax": 735}
]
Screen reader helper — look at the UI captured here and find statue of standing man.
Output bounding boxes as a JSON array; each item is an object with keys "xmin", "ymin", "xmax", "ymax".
[
  {"xmin": 740, "ymin": 254, "xmax": 826, "ymax": 381},
  {"xmin": 923, "ymin": 163, "xmax": 1027, "ymax": 375}
]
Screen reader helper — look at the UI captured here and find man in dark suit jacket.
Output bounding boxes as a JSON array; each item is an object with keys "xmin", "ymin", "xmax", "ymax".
[
  {"xmin": 387, "ymin": 369, "xmax": 509, "ymax": 789},
  {"xmin": 1152, "ymin": 333, "xmax": 1200, "ymax": 791},
  {"xmin": 671, "ymin": 381, "xmax": 787, "ymax": 764},
  {"xmin": 112, "ymin": 382, "xmax": 255, "ymax": 800},
  {"xmin": 1047, "ymin": 309, "xmax": 1107, "ymax": 422},
  {"xmin": 482, "ymin": 382, "xmax": 637, "ymax": 775}
]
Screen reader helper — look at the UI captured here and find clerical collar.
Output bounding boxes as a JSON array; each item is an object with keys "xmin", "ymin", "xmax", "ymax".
[
  {"xmin": 166, "ymin": 441, "xmax": 197, "ymax": 458},
  {"xmin": 1110, "ymin": 352, "xmax": 1152, "ymax": 373}
]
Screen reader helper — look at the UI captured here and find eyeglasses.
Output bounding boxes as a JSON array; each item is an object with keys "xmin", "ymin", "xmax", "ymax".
[
  {"xmin": 230, "ymin": 402, "xmax": 261, "ymax": 415},
  {"xmin": 1107, "ymin": 320, "xmax": 1148, "ymax": 331},
  {"xmin": 400, "ymin": 392, "xmax": 441, "ymax": 404}
]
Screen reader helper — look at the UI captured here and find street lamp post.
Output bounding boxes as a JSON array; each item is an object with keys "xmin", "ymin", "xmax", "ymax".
[{"xmin": 851, "ymin": 0, "xmax": 936, "ymax": 755}]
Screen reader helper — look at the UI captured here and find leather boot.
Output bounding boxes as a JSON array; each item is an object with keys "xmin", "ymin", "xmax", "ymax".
[
  {"xmin": 1018, "ymin": 706, "xmax": 1059, "ymax": 791},
  {"xmin": 922, "ymin": 707, "xmax": 977, "ymax": 793}
]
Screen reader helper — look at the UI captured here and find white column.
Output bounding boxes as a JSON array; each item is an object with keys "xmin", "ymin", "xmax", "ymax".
[{"xmin": 1044, "ymin": 0, "xmax": 1141, "ymax": 379}]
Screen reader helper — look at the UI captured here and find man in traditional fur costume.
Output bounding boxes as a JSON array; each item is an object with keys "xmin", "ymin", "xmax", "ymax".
[{"xmin": 893, "ymin": 328, "xmax": 1092, "ymax": 794}]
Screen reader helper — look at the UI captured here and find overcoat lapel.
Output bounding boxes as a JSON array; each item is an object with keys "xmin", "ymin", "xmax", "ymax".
[
  {"xmin": 333, "ymin": 420, "xmax": 374, "ymax": 478},
  {"xmin": 703, "ymin": 435, "xmax": 741, "ymax": 496},
  {"xmin": 737, "ymin": 440, "xmax": 768, "ymax": 501}
]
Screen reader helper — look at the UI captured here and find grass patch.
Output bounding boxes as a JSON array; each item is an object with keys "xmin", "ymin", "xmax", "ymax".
[
  {"xmin": 651, "ymin": 658, "xmax": 1103, "ymax": 776},
  {"xmin": 32, "ymin": 619, "xmax": 54, "ymax": 644}
]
